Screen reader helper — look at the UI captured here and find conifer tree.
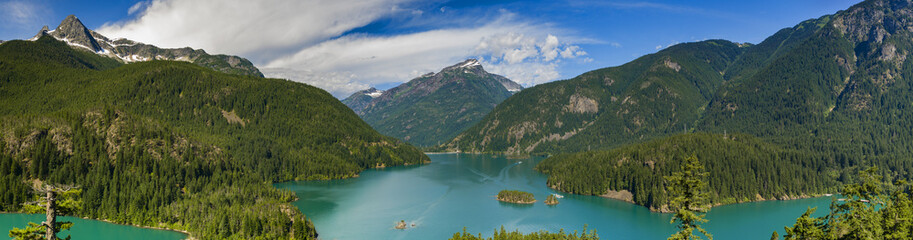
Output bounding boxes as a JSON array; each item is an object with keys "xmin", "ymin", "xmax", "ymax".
[
  {"xmin": 8, "ymin": 183, "xmax": 81, "ymax": 240},
  {"xmin": 666, "ymin": 155, "xmax": 712, "ymax": 240}
]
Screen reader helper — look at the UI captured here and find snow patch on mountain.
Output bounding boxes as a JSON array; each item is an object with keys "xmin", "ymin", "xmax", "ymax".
[
  {"xmin": 26, "ymin": 15, "xmax": 263, "ymax": 77},
  {"xmin": 366, "ymin": 89, "xmax": 384, "ymax": 98},
  {"xmin": 458, "ymin": 59, "xmax": 481, "ymax": 68}
]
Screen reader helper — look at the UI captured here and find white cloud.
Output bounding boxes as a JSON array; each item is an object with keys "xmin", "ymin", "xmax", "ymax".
[
  {"xmin": 1, "ymin": 1, "xmax": 43, "ymax": 25},
  {"xmin": 559, "ymin": 45, "xmax": 586, "ymax": 58},
  {"xmin": 0, "ymin": 0, "xmax": 52, "ymax": 40},
  {"xmin": 265, "ymin": 27, "xmax": 493, "ymax": 89},
  {"xmin": 100, "ymin": 0, "xmax": 590, "ymax": 97},
  {"xmin": 127, "ymin": 1, "xmax": 149, "ymax": 15},
  {"xmin": 263, "ymin": 13, "xmax": 587, "ymax": 96},
  {"xmin": 260, "ymin": 68, "xmax": 368, "ymax": 97},
  {"xmin": 540, "ymin": 35, "xmax": 560, "ymax": 61},
  {"xmin": 98, "ymin": 0, "xmax": 416, "ymax": 61},
  {"xmin": 482, "ymin": 60, "xmax": 560, "ymax": 86},
  {"xmin": 655, "ymin": 41, "xmax": 681, "ymax": 50}
]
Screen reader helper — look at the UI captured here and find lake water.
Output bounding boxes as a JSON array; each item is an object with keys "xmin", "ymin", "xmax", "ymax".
[
  {"xmin": 0, "ymin": 214, "xmax": 187, "ymax": 240},
  {"xmin": 276, "ymin": 153, "xmax": 832, "ymax": 240}
]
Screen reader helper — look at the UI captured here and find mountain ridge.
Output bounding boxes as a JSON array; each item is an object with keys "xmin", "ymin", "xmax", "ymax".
[
  {"xmin": 32, "ymin": 15, "xmax": 264, "ymax": 77},
  {"xmin": 485, "ymin": 0, "xmax": 913, "ymax": 212},
  {"xmin": 0, "ymin": 35, "xmax": 428, "ymax": 239},
  {"xmin": 442, "ymin": 40, "xmax": 746, "ymax": 154},
  {"xmin": 343, "ymin": 59, "xmax": 523, "ymax": 147}
]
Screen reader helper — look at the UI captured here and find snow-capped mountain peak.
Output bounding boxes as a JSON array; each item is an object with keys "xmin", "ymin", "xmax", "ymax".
[
  {"xmin": 365, "ymin": 88, "xmax": 384, "ymax": 98},
  {"xmin": 28, "ymin": 15, "xmax": 264, "ymax": 77},
  {"xmin": 458, "ymin": 59, "xmax": 481, "ymax": 68}
]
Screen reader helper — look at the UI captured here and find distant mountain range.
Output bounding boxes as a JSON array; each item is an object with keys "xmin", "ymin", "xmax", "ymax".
[
  {"xmin": 30, "ymin": 15, "xmax": 263, "ymax": 77},
  {"xmin": 445, "ymin": 0, "xmax": 913, "ymax": 211},
  {"xmin": 343, "ymin": 59, "xmax": 522, "ymax": 147}
]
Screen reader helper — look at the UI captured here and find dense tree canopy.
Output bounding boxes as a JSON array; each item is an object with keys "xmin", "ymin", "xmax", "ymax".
[{"xmin": 0, "ymin": 36, "xmax": 428, "ymax": 239}]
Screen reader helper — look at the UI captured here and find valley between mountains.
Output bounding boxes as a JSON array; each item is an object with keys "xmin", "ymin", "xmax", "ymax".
[{"xmin": 3, "ymin": 0, "xmax": 913, "ymax": 239}]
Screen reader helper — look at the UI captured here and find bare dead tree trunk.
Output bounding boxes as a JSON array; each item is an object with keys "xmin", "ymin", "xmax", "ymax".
[{"xmin": 43, "ymin": 191, "xmax": 56, "ymax": 240}]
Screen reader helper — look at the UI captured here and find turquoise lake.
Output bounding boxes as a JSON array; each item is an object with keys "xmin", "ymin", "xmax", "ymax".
[
  {"xmin": 0, "ymin": 214, "xmax": 187, "ymax": 239},
  {"xmin": 277, "ymin": 153, "xmax": 831, "ymax": 240}
]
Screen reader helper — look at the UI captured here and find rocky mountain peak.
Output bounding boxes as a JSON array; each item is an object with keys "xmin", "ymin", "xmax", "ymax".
[
  {"xmin": 352, "ymin": 87, "xmax": 383, "ymax": 98},
  {"xmin": 40, "ymin": 15, "xmax": 104, "ymax": 52},
  {"xmin": 341, "ymin": 59, "xmax": 523, "ymax": 146},
  {"xmin": 26, "ymin": 15, "xmax": 263, "ymax": 77},
  {"xmin": 442, "ymin": 59, "xmax": 484, "ymax": 73},
  {"xmin": 58, "ymin": 15, "xmax": 85, "ymax": 30}
]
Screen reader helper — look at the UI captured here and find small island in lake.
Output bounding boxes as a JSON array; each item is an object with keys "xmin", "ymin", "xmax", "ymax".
[
  {"xmin": 395, "ymin": 220, "xmax": 407, "ymax": 230},
  {"xmin": 545, "ymin": 194, "xmax": 559, "ymax": 205},
  {"xmin": 497, "ymin": 190, "xmax": 536, "ymax": 204}
]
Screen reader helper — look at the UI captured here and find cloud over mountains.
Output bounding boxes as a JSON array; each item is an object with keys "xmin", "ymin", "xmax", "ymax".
[{"xmin": 98, "ymin": 0, "xmax": 587, "ymax": 97}]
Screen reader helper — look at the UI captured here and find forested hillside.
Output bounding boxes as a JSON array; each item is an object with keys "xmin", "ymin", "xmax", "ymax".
[
  {"xmin": 447, "ymin": 0, "xmax": 913, "ymax": 211},
  {"xmin": 0, "ymin": 36, "xmax": 428, "ymax": 239},
  {"xmin": 345, "ymin": 59, "xmax": 522, "ymax": 147},
  {"xmin": 536, "ymin": 133, "xmax": 841, "ymax": 212},
  {"xmin": 444, "ymin": 40, "xmax": 746, "ymax": 154}
]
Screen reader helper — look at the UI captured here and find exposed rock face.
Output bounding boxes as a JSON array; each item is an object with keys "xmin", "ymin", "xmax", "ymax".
[
  {"xmin": 600, "ymin": 189, "xmax": 634, "ymax": 203},
  {"xmin": 664, "ymin": 59, "xmax": 681, "ymax": 72},
  {"xmin": 31, "ymin": 15, "xmax": 263, "ymax": 77},
  {"xmin": 342, "ymin": 88, "xmax": 383, "ymax": 115},
  {"xmin": 826, "ymin": 0, "xmax": 913, "ymax": 111},
  {"xmin": 342, "ymin": 59, "xmax": 523, "ymax": 147},
  {"xmin": 565, "ymin": 93, "xmax": 598, "ymax": 114},
  {"xmin": 445, "ymin": 40, "xmax": 744, "ymax": 155}
]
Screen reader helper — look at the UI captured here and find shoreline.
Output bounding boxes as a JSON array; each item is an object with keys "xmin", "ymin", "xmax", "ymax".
[
  {"xmin": 5, "ymin": 159, "xmax": 435, "ymax": 240},
  {"xmin": 545, "ymin": 184, "xmax": 834, "ymax": 213},
  {"xmin": 496, "ymin": 197, "xmax": 537, "ymax": 204},
  {"xmin": 91, "ymin": 218, "xmax": 195, "ymax": 240},
  {"xmin": 612, "ymin": 192, "xmax": 835, "ymax": 213},
  {"xmin": 424, "ymin": 151, "xmax": 460, "ymax": 154},
  {"xmin": 0, "ymin": 212, "xmax": 194, "ymax": 240}
]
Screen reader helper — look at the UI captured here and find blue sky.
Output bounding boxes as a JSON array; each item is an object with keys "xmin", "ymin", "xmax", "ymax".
[{"xmin": 1, "ymin": 0, "xmax": 861, "ymax": 97}]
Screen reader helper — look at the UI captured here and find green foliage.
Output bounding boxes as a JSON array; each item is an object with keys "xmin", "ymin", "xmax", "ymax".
[
  {"xmin": 9, "ymin": 222, "xmax": 59, "ymax": 240},
  {"xmin": 544, "ymin": 194, "xmax": 558, "ymax": 205},
  {"xmin": 450, "ymin": 225, "xmax": 598, "ymax": 240},
  {"xmin": 446, "ymin": 40, "xmax": 746, "ymax": 154},
  {"xmin": 451, "ymin": 3, "xmax": 913, "ymax": 218},
  {"xmin": 497, "ymin": 190, "xmax": 535, "ymax": 203},
  {"xmin": 782, "ymin": 167, "xmax": 913, "ymax": 240},
  {"xmin": 190, "ymin": 53, "xmax": 264, "ymax": 77},
  {"xmin": 0, "ymin": 37, "xmax": 427, "ymax": 239},
  {"xmin": 9, "ymin": 188, "xmax": 81, "ymax": 240},
  {"xmin": 355, "ymin": 67, "xmax": 516, "ymax": 147},
  {"xmin": 536, "ymin": 133, "xmax": 838, "ymax": 210},
  {"xmin": 783, "ymin": 208, "xmax": 826, "ymax": 240},
  {"xmin": 665, "ymin": 155, "xmax": 712, "ymax": 240}
]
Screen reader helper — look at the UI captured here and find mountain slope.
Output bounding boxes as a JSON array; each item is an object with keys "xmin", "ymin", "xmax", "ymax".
[
  {"xmin": 342, "ymin": 87, "xmax": 383, "ymax": 115},
  {"xmin": 31, "ymin": 15, "xmax": 263, "ymax": 77},
  {"xmin": 536, "ymin": 133, "xmax": 837, "ymax": 212},
  {"xmin": 343, "ymin": 59, "xmax": 523, "ymax": 147},
  {"xmin": 525, "ymin": 0, "xmax": 913, "ymax": 211},
  {"xmin": 0, "ymin": 36, "xmax": 427, "ymax": 239},
  {"xmin": 444, "ymin": 40, "xmax": 746, "ymax": 154},
  {"xmin": 700, "ymin": 0, "xmax": 913, "ymax": 144}
]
